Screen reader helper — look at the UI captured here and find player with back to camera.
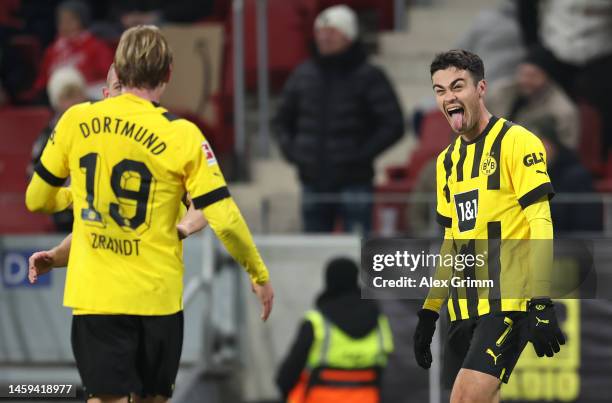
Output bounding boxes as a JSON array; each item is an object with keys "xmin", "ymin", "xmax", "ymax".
[
  {"xmin": 28, "ymin": 64, "xmax": 209, "ymax": 282},
  {"xmin": 25, "ymin": 25, "xmax": 274, "ymax": 403},
  {"xmin": 413, "ymin": 50, "xmax": 565, "ymax": 403}
]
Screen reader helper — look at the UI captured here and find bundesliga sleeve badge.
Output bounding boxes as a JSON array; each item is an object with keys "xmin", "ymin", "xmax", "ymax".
[{"xmin": 201, "ymin": 140, "xmax": 217, "ymax": 166}]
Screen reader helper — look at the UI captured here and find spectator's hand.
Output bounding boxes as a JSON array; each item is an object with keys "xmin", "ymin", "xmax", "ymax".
[
  {"xmin": 252, "ymin": 281, "xmax": 274, "ymax": 322},
  {"xmin": 28, "ymin": 250, "xmax": 55, "ymax": 284}
]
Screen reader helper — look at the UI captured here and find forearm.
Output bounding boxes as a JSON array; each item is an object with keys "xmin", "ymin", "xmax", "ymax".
[
  {"xmin": 525, "ymin": 198, "xmax": 554, "ymax": 297},
  {"xmin": 423, "ymin": 228, "xmax": 453, "ymax": 312},
  {"xmin": 25, "ymin": 174, "xmax": 72, "ymax": 213},
  {"xmin": 203, "ymin": 197, "xmax": 269, "ymax": 284},
  {"xmin": 51, "ymin": 233, "xmax": 72, "ymax": 267},
  {"xmin": 179, "ymin": 202, "xmax": 208, "ymax": 236}
]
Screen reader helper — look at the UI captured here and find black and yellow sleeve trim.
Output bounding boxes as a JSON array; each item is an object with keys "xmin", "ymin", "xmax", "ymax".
[
  {"xmin": 436, "ymin": 212, "xmax": 452, "ymax": 228},
  {"xmin": 192, "ymin": 186, "xmax": 231, "ymax": 209},
  {"xmin": 518, "ymin": 182, "xmax": 555, "ymax": 209},
  {"xmin": 34, "ymin": 162, "xmax": 67, "ymax": 186}
]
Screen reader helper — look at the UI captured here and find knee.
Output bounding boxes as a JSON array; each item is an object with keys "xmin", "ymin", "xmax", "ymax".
[
  {"xmin": 451, "ymin": 381, "xmax": 499, "ymax": 403},
  {"xmin": 451, "ymin": 388, "xmax": 475, "ymax": 403}
]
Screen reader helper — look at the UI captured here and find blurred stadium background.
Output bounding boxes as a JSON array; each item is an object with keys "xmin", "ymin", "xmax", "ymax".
[{"xmin": 1, "ymin": 0, "xmax": 612, "ymax": 402}]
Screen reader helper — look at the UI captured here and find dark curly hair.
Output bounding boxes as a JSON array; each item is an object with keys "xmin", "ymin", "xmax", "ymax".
[{"xmin": 430, "ymin": 49, "xmax": 485, "ymax": 84}]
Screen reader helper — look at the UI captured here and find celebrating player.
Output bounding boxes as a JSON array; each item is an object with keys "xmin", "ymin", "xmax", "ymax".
[
  {"xmin": 28, "ymin": 63, "xmax": 209, "ymax": 284},
  {"xmin": 25, "ymin": 25, "xmax": 273, "ymax": 403},
  {"xmin": 413, "ymin": 50, "xmax": 565, "ymax": 403}
]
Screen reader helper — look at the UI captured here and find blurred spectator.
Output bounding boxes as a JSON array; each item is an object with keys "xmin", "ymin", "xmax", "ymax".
[
  {"xmin": 517, "ymin": 0, "xmax": 612, "ymax": 153},
  {"xmin": 90, "ymin": 0, "xmax": 215, "ymax": 41},
  {"xmin": 456, "ymin": 0, "xmax": 525, "ymax": 87},
  {"xmin": 487, "ymin": 47, "xmax": 579, "ymax": 150},
  {"xmin": 30, "ymin": 0, "xmax": 112, "ymax": 101},
  {"xmin": 274, "ymin": 5, "xmax": 404, "ymax": 234},
  {"xmin": 29, "ymin": 66, "xmax": 87, "ymax": 232},
  {"xmin": 276, "ymin": 257, "xmax": 393, "ymax": 403},
  {"xmin": 541, "ymin": 130, "xmax": 603, "ymax": 234},
  {"xmin": 112, "ymin": 0, "xmax": 213, "ymax": 26}
]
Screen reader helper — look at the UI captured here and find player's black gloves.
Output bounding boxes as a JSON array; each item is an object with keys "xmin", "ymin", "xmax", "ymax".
[
  {"xmin": 527, "ymin": 298, "xmax": 566, "ymax": 357},
  {"xmin": 413, "ymin": 309, "xmax": 439, "ymax": 369}
]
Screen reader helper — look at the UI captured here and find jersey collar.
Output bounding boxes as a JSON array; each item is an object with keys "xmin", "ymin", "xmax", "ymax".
[
  {"xmin": 460, "ymin": 115, "xmax": 499, "ymax": 145},
  {"xmin": 120, "ymin": 93, "xmax": 162, "ymax": 109}
]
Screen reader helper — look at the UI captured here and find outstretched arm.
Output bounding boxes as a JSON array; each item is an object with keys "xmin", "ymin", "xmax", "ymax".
[
  {"xmin": 185, "ymin": 129, "xmax": 274, "ymax": 321},
  {"xmin": 200, "ymin": 196, "xmax": 274, "ymax": 321}
]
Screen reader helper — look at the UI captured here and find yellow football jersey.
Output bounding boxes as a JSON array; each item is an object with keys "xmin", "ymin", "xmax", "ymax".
[
  {"xmin": 434, "ymin": 116, "xmax": 554, "ymax": 321},
  {"xmin": 36, "ymin": 93, "xmax": 229, "ymax": 315}
]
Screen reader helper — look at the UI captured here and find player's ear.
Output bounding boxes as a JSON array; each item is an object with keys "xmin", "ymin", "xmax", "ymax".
[
  {"xmin": 164, "ymin": 64, "xmax": 173, "ymax": 83},
  {"xmin": 477, "ymin": 79, "xmax": 487, "ymax": 98}
]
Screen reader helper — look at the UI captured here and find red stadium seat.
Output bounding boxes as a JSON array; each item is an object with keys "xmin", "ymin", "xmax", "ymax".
[
  {"xmin": 0, "ymin": 0, "xmax": 22, "ymax": 28},
  {"xmin": 224, "ymin": 0, "xmax": 310, "ymax": 94},
  {"xmin": 0, "ymin": 107, "xmax": 52, "ymax": 153},
  {"xmin": 374, "ymin": 110, "xmax": 453, "ymax": 234},
  {"xmin": 0, "ymin": 153, "xmax": 31, "ymax": 192},
  {"xmin": 0, "ymin": 107, "xmax": 53, "ymax": 232},
  {"xmin": 384, "ymin": 110, "xmax": 453, "ymax": 184},
  {"xmin": 577, "ymin": 101, "xmax": 604, "ymax": 177},
  {"xmin": 0, "ymin": 106, "xmax": 52, "ymax": 193},
  {"xmin": 0, "ymin": 192, "xmax": 54, "ymax": 234}
]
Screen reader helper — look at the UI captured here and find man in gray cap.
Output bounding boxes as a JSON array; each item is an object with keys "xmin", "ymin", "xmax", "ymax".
[{"xmin": 274, "ymin": 5, "xmax": 404, "ymax": 235}]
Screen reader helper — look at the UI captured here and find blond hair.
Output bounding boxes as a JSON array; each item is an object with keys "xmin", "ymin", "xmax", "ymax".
[
  {"xmin": 114, "ymin": 25, "xmax": 173, "ymax": 89},
  {"xmin": 47, "ymin": 66, "xmax": 85, "ymax": 110}
]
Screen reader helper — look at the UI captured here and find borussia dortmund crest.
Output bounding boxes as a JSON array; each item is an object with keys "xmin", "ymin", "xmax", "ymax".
[{"xmin": 481, "ymin": 154, "xmax": 497, "ymax": 176}]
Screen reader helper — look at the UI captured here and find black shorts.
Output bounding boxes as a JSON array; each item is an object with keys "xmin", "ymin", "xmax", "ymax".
[
  {"xmin": 442, "ymin": 311, "xmax": 529, "ymax": 388},
  {"xmin": 71, "ymin": 311, "xmax": 183, "ymax": 399}
]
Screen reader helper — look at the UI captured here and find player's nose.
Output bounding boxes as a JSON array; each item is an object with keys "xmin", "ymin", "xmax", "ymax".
[{"xmin": 443, "ymin": 92, "xmax": 459, "ymax": 106}]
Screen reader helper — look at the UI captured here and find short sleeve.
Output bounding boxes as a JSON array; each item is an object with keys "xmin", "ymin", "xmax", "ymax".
[
  {"xmin": 36, "ymin": 108, "xmax": 76, "ymax": 186},
  {"xmin": 510, "ymin": 128, "xmax": 555, "ymax": 209},
  {"xmin": 183, "ymin": 127, "xmax": 230, "ymax": 209},
  {"xmin": 435, "ymin": 150, "xmax": 452, "ymax": 228}
]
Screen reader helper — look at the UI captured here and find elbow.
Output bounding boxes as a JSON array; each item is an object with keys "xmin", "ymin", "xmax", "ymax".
[{"xmin": 25, "ymin": 186, "xmax": 45, "ymax": 213}]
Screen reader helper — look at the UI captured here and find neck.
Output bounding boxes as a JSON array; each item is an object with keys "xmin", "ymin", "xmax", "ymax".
[
  {"xmin": 460, "ymin": 105, "xmax": 492, "ymax": 142},
  {"xmin": 122, "ymin": 87, "xmax": 162, "ymax": 103}
]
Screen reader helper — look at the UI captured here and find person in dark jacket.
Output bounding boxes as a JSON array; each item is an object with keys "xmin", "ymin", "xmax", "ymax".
[
  {"xmin": 540, "ymin": 127, "xmax": 603, "ymax": 234},
  {"xmin": 274, "ymin": 5, "xmax": 404, "ymax": 234},
  {"xmin": 276, "ymin": 257, "xmax": 393, "ymax": 403}
]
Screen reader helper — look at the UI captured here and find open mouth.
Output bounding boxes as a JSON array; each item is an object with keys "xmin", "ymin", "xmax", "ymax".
[
  {"xmin": 446, "ymin": 105, "xmax": 465, "ymax": 131},
  {"xmin": 446, "ymin": 105, "xmax": 464, "ymax": 116}
]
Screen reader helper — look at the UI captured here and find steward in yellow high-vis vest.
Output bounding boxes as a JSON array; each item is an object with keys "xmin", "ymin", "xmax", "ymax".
[{"xmin": 276, "ymin": 257, "xmax": 394, "ymax": 403}]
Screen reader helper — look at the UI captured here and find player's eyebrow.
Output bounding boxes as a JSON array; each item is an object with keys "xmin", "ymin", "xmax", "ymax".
[{"xmin": 433, "ymin": 78, "xmax": 465, "ymax": 90}]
